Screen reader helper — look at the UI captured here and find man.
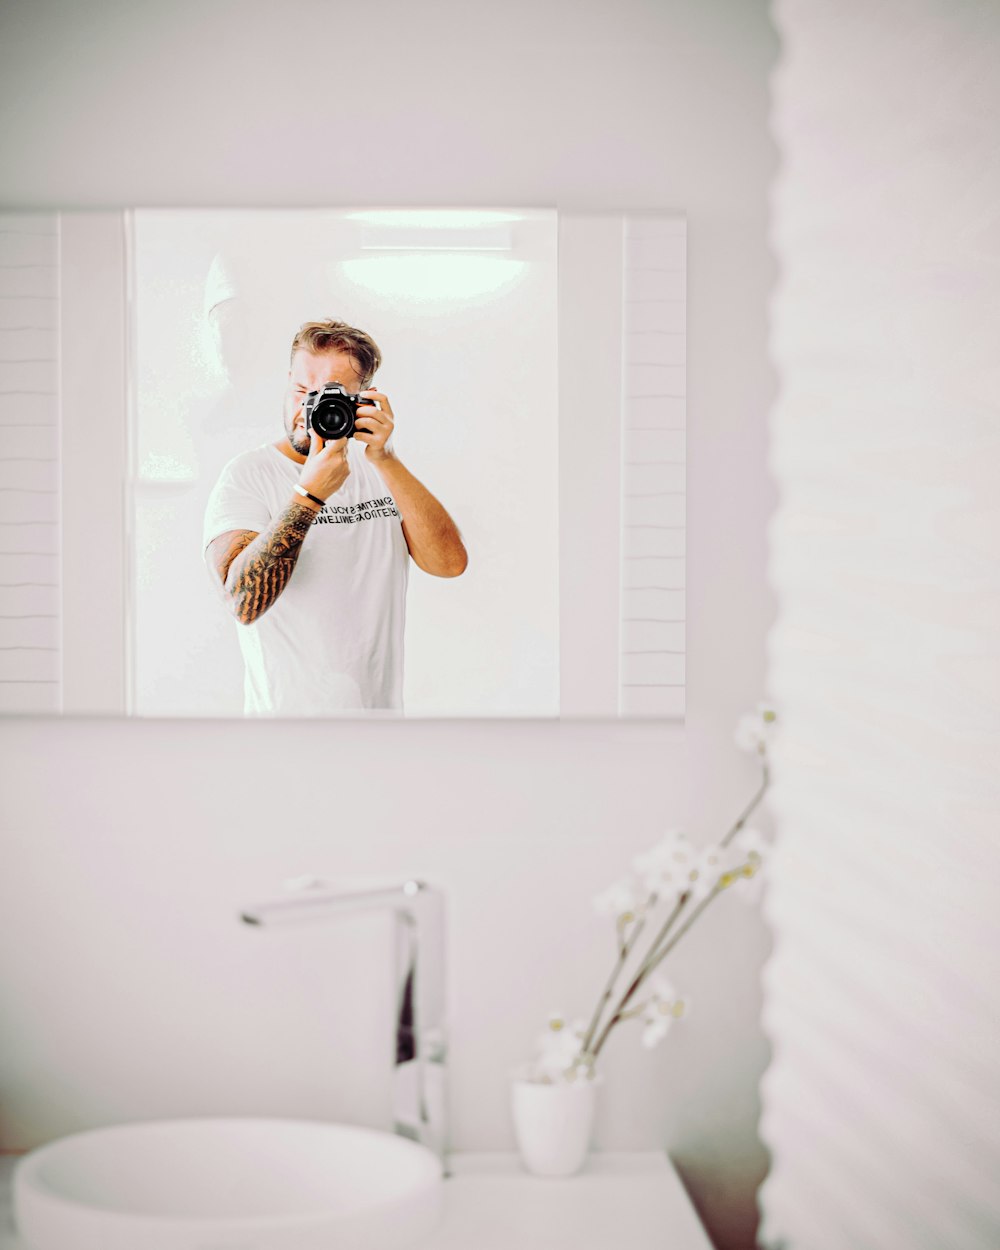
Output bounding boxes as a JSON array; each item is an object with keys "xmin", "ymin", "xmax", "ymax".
[{"xmin": 203, "ymin": 319, "xmax": 467, "ymax": 715}]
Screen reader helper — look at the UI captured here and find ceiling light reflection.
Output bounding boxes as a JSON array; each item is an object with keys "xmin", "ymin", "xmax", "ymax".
[{"xmin": 339, "ymin": 255, "xmax": 527, "ymax": 303}]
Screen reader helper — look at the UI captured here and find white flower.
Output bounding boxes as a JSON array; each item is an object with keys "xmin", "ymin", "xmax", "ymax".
[
  {"xmin": 632, "ymin": 830, "xmax": 695, "ymax": 904},
  {"xmin": 726, "ymin": 827, "xmax": 770, "ymax": 903},
  {"xmin": 643, "ymin": 973, "xmax": 677, "ymax": 1004},
  {"xmin": 593, "ymin": 878, "xmax": 642, "ymax": 922},
  {"xmin": 639, "ymin": 976, "xmax": 690, "ymax": 1048},
  {"xmin": 734, "ymin": 701, "xmax": 779, "ymax": 755},
  {"xmin": 687, "ymin": 842, "xmax": 738, "ymax": 903},
  {"xmin": 641, "ymin": 1015, "xmax": 672, "ymax": 1048},
  {"xmin": 730, "ymin": 826, "xmax": 770, "ymax": 865},
  {"xmin": 532, "ymin": 1014, "xmax": 587, "ymax": 1081},
  {"xmin": 566, "ymin": 1051, "xmax": 598, "ymax": 1082}
]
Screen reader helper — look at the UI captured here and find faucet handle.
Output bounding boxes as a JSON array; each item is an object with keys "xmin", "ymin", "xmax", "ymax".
[
  {"xmin": 421, "ymin": 1026, "xmax": 448, "ymax": 1064},
  {"xmin": 282, "ymin": 875, "xmax": 328, "ymax": 892}
]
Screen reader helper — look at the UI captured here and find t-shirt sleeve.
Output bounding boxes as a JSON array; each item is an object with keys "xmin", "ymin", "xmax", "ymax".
[{"xmin": 202, "ymin": 456, "xmax": 272, "ymax": 553}]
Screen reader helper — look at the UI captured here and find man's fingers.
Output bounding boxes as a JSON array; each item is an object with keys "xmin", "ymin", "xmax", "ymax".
[
  {"xmin": 316, "ymin": 435, "xmax": 348, "ymax": 456},
  {"xmin": 360, "ymin": 390, "xmax": 392, "ymax": 419},
  {"xmin": 355, "ymin": 410, "xmax": 391, "ymax": 436},
  {"xmin": 309, "ymin": 430, "xmax": 325, "ymax": 457}
]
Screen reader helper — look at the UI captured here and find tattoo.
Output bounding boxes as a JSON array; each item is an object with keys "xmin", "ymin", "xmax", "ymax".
[{"xmin": 215, "ymin": 501, "xmax": 317, "ymax": 624}]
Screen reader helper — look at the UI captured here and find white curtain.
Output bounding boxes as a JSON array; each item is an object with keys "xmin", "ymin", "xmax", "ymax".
[{"xmin": 759, "ymin": 1, "xmax": 1000, "ymax": 1247}]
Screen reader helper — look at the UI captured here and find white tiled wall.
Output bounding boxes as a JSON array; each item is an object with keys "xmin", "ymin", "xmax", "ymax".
[
  {"xmin": 620, "ymin": 217, "xmax": 686, "ymax": 718},
  {"xmin": 0, "ymin": 213, "xmax": 60, "ymax": 713}
]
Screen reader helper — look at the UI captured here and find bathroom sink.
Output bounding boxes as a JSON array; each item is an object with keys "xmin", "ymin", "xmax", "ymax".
[{"xmin": 12, "ymin": 1118, "xmax": 444, "ymax": 1249}]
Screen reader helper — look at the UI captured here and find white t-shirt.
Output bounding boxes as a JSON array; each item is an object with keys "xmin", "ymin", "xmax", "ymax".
[{"xmin": 203, "ymin": 441, "xmax": 409, "ymax": 716}]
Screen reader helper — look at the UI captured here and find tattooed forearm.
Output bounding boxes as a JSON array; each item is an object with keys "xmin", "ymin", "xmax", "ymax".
[{"xmin": 219, "ymin": 501, "xmax": 318, "ymax": 624}]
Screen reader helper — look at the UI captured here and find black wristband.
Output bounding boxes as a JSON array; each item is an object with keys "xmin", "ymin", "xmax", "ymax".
[{"xmin": 293, "ymin": 484, "xmax": 325, "ymax": 508}]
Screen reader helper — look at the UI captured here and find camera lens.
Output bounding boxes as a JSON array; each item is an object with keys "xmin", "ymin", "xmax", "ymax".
[{"xmin": 308, "ymin": 387, "xmax": 356, "ymax": 441}]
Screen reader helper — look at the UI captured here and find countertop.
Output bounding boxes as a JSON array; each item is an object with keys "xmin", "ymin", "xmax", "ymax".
[{"xmin": 0, "ymin": 1150, "xmax": 713, "ymax": 1249}]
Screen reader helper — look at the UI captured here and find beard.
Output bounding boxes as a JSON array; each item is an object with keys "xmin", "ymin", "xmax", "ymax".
[
  {"xmin": 288, "ymin": 425, "xmax": 311, "ymax": 456},
  {"xmin": 284, "ymin": 406, "xmax": 312, "ymax": 457}
]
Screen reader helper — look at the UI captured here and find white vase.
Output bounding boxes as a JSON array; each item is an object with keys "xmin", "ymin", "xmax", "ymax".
[{"xmin": 510, "ymin": 1069, "xmax": 603, "ymax": 1177}]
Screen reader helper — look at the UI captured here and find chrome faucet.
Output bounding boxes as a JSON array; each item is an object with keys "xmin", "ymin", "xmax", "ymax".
[{"xmin": 239, "ymin": 879, "xmax": 449, "ymax": 1176}]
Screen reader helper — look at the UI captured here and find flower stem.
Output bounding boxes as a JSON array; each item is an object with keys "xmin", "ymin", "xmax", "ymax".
[
  {"xmin": 721, "ymin": 760, "xmax": 770, "ymax": 848},
  {"xmin": 633, "ymin": 894, "xmax": 691, "ymax": 982},
  {"xmin": 589, "ymin": 884, "xmax": 724, "ymax": 1060},
  {"xmin": 581, "ymin": 891, "xmax": 686, "ymax": 1056},
  {"xmin": 580, "ymin": 897, "xmax": 655, "ymax": 1054}
]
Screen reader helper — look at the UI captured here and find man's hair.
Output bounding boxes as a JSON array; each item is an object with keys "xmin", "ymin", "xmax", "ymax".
[{"xmin": 289, "ymin": 320, "xmax": 382, "ymax": 388}]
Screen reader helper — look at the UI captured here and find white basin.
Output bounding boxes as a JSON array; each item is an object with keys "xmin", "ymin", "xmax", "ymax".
[{"xmin": 12, "ymin": 1118, "xmax": 444, "ymax": 1249}]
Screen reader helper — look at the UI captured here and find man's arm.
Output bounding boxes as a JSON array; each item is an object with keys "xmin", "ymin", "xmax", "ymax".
[
  {"xmin": 355, "ymin": 390, "xmax": 468, "ymax": 578},
  {"xmin": 375, "ymin": 455, "xmax": 467, "ymax": 578},
  {"xmin": 206, "ymin": 432, "xmax": 352, "ymax": 623},
  {"xmin": 207, "ymin": 495, "xmax": 322, "ymax": 624}
]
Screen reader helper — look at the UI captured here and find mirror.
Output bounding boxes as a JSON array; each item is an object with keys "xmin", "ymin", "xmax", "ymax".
[{"xmin": 0, "ymin": 208, "xmax": 686, "ymax": 719}]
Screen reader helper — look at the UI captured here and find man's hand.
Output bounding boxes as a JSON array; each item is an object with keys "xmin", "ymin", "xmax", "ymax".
[
  {"xmin": 353, "ymin": 389, "xmax": 395, "ymax": 462},
  {"xmin": 298, "ymin": 430, "xmax": 350, "ymax": 502}
]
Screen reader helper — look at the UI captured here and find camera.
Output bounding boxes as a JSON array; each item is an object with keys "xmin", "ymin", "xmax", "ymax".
[{"xmin": 302, "ymin": 383, "xmax": 378, "ymax": 442}]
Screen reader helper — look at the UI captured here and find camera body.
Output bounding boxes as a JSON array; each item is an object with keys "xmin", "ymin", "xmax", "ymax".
[{"xmin": 302, "ymin": 383, "xmax": 377, "ymax": 442}]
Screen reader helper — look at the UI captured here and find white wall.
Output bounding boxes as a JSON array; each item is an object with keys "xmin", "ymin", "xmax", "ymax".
[{"xmin": 0, "ymin": 2, "xmax": 779, "ymax": 1247}]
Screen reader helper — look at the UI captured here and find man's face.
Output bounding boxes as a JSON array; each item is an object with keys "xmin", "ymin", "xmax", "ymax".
[{"xmin": 283, "ymin": 348, "xmax": 366, "ymax": 456}]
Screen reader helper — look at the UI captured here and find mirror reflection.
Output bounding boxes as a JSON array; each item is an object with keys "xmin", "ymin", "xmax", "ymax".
[{"xmin": 131, "ymin": 209, "xmax": 559, "ymax": 717}]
